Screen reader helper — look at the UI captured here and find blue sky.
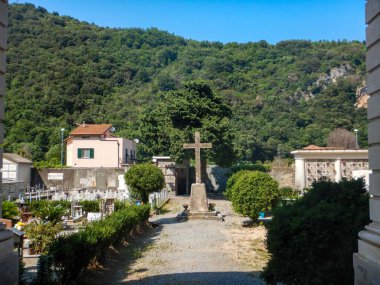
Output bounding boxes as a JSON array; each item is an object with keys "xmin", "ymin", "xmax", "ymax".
[{"xmin": 9, "ymin": 0, "xmax": 365, "ymax": 44}]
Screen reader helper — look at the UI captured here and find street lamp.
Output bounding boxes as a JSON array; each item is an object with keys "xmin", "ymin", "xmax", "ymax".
[
  {"xmin": 354, "ymin": 129, "xmax": 359, "ymax": 149},
  {"xmin": 60, "ymin": 128, "xmax": 65, "ymax": 166}
]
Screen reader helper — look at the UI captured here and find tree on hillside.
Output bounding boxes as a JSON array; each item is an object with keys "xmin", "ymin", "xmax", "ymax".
[
  {"xmin": 138, "ymin": 80, "xmax": 236, "ymax": 167},
  {"xmin": 327, "ymin": 128, "xmax": 356, "ymax": 148}
]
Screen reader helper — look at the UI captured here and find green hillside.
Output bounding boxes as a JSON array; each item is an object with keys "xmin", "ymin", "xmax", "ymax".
[{"xmin": 4, "ymin": 4, "xmax": 368, "ymax": 163}]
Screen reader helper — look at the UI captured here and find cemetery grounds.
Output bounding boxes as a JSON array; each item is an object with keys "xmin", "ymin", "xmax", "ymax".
[{"xmin": 82, "ymin": 194, "xmax": 268, "ymax": 284}]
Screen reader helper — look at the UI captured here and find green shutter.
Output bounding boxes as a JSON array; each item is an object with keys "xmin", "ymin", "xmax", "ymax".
[
  {"xmin": 90, "ymin": 148, "xmax": 94, "ymax": 158},
  {"xmin": 78, "ymin": 148, "xmax": 82, "ymax": 158}
]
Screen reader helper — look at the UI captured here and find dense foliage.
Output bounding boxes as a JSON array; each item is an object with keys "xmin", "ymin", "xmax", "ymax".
[
  {"xmin": 230, "ymin": 162, "xmax": 270, "ymax": 173},
  {"xmin": 24, "ymin": 221, "xmax": 62, "ymax": 254},
  {"xmin": 229, "ymin": 171, "xmax": 280, "ymax": 218},
  {"xmin": 78, "ymin": 200, "xmax": 100, "ymax": 212},
  {"xmin": 1, "ymin": 200, "xmax": 19, "ymax": 220},
  {"xmin": 48, "ymin": 205, "xmax": 150, "ymax": 283},
  {"xmin": 32, "ymin": 203, "xmax": 67, "ymax": 225},
  {"xmin": 139, "ymin": 80, "xmax": 236, "ymax": 166},
  {"xmin": 125, "ymin": 163, "xmax": 165, "ymax": 203},
  {"xmin": 27, "ymin": 199, "xmax": 71, "ymax": 212},
  {"xmin": 5, "ymin": 4, "xmax": 368, "ymax": 163},
  {"xmin": 262, "ymin": 179, "xmax": 370, "ymax": 284}
]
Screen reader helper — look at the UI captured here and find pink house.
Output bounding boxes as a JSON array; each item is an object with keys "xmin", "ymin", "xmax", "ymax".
[{"xmin": 65, "ymin": 124, "xmax": 137, "ymax": 167}]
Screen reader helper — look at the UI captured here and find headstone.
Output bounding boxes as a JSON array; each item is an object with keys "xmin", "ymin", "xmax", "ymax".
[{"xmin": 183, "ymin": 131, "xmax": 212, "ymax": 212}]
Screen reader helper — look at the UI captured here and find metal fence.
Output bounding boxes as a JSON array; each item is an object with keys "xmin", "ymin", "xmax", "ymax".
[{"xmin": 149, "ymin": 189, "xmax": 169, "ymax": 209}]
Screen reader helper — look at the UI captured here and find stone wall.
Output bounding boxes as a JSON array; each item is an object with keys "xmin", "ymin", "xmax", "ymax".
[
  {"xmin": 270, "ymin": 159, "xmax": 295, "ymax": 188},
  {"xmin": 354, "ymin": 1, "xmax": 380, "ymax": 283},
  {"xmin": 38, "ymin": 167, "xmax": 126, "ymax": 191}
]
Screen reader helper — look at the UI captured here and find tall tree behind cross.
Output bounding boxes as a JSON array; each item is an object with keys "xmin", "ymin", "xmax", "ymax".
[{"xmin": 183, "ymin": 131, "xmax": 212, "ymax": 184}]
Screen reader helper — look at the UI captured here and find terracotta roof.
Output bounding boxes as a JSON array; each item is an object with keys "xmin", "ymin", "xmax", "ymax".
[
  {"xmin": 3, "ymin": 153, "xmax": 32, "ymax": 164},
  {"xmin": 303, "ymin": 145, "xmax": 348, "ymax": 150},
  {"xmin": 70, "ymin": 124, "xmax": 112, "ymax": 136}
]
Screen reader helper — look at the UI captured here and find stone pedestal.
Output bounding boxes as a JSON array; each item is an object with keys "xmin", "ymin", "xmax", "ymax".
[
  {"xmin": 0, "ymin": 224, "xmax": 19, "ymax": 285},
  {"xmin": 354, "ymin": 1, "xmax": 380, "ymax": 283},
  {"xmin": 189, "ymin": 183, "xmax": 208, "ymax": 212}
]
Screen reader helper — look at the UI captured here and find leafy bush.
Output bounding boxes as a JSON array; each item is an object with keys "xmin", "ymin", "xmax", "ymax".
[
  {"xmin": 125, "ymin": 163, "xmax": 165, "ymax": 203},
  {"xmin": 230, "ymin": 162, "xmax": 269, "ymax": 174},
  {"xmin": 79, "ymin": 200, "xmax": 100, "ymax": 212},
  {"xmin": 48, "ymin": 205, "xmax": 150, "ymax": 283},
  {"xmin": 262, "ymin": 178, "xmax": 370, "ymax": 284},
  {"xmin": 230, "ymin": 171, "xmax": 280, "ymax": 218},
  {"xmin": 24, "ymin": 221, "xmax": 62, "ymax": 254},
  {"xmin": 2, "ymin": 200, "xmax": 19, "ymax": 220},
  {"xmin": 278, "ymin": 186, "xmax": 301, "ymax": 200},
  {"xmin": 224, "ymin": 170, "xmax": 251, "ymax": 200},
  {"xmin": 28, "ymin": 200, "xmax": 71, "ymax": 212},
  {"xmin": 33, "ymin": 203, "xmax": 67, "ymax": 225}
]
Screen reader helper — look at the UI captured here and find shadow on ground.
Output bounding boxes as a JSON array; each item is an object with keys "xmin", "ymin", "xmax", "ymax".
[
  {"xmin": 80, "ymin": 223, "xmax": 164, "ymax": 284},
  {"xmin": 124, "ymin": 271, "xmax": 263, "ymax": 285}
]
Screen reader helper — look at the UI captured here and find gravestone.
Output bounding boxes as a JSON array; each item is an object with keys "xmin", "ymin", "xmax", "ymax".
[{"xmin": 183, "ymin": 131, "xmax": 212, "ymax": 212}]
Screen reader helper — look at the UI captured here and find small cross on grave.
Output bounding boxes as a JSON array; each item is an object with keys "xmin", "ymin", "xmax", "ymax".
[{"xmin": 183, "ymin": 131, "xmax": 212, "ymax": 184}]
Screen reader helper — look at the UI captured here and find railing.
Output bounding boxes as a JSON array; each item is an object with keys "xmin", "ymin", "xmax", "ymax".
[{"xmin": 149, "ymin": 189, "xmax": 169, "ymax": 209}]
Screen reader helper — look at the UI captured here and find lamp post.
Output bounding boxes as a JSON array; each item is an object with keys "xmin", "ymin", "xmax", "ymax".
[
  {"xmin": 60, "ymin": 128, "xmax": 65, "ymax": 166},
  {"xmin": 354, "ymin": 129, "xmax": 359, "ymax": 149}
]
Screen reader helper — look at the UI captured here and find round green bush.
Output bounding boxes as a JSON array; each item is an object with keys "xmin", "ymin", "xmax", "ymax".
[
  {"xmin": 224, "ymin": 170, "xmax": 251, "ymax": 200},
  {"xmin": 230, "ymin": 171, "xmax": 279, "ymax": 218},
  {"xmin": 125, "ymin": 163, "xmax": 165, "ymax": 203},
  {"xmin": 262, "ymin": 178, "xmax": 370, "ymax": 284}
]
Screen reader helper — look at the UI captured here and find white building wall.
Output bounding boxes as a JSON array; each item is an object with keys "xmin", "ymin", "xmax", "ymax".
[
  {"xmin": 66, "ymin": 137, "xmax": 136, "ymax": 167},
  {"xmin": 354, "ymin": 1, "xmax": 380, "ymax": 282}
]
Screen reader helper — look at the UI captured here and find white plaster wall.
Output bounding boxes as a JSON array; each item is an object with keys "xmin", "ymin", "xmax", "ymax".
[
  {"xmin": 66, "ymin": 142, "xmax": 73, "ymax": 166},
  {"xmin": 70, "ymin": 139, "xmax": 119, "ymax": 167},
  {"xmin": 67, "ymin": 137, "xmax": 136, "ymax": 167}
]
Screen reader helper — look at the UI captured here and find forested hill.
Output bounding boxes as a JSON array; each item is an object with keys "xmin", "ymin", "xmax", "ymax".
[{"xmin": 5, "ymin": 3, "xmax": 368, "ymax": 163}]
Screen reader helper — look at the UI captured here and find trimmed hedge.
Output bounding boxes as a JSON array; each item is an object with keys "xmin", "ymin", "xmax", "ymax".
[
  {"xmin": 230, "ymin": 162, "xmax": 270, "ymax": 174},
  {"xmin": 262, "ymin": 178, "xmax": 370, "ymax": 284},
  {"xmin": 229, "ymin": 171, "xmax": 280, "ymax": 219},
  {"xmin": 125, "ymin": 163, "xmax": 165, "ymax": 203},
  {"xmin": 224, "ymin": 170, "xmax": 251, "ymax": 200},
  {"xmin": 48, "ymin": 205, "xmax": 150, "ymax": 283}
]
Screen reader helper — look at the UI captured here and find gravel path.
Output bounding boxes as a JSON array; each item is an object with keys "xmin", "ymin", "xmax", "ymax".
[{"xmin": 86, "ymin": 194, "xmax": 266, "ymax": 285}]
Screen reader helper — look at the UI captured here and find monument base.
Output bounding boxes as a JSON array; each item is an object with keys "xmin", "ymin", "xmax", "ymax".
[
  {"xmin": 354, "ymin": 223, "xmax": 380, "ymax": 284},
  {"xmin": 0, "ymin": 224, "xmax": 19, "ymax": 285},
  {"xmin": 189, "ymin": 183, "xmax": 208, "ymax": 212}
]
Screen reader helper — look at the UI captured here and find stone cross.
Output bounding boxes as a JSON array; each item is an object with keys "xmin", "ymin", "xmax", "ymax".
[{"xmin": 183, "ymin": 131, "xmax": 212, "ymax": 184}]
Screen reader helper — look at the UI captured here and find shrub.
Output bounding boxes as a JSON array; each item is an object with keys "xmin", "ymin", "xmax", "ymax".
[
  {"xmin": 78, "ymin": 200, "xmax": 100, "ymax": 212},
  {"xmin": 262, "ymin": 178, "xmax": 370, "ymax": 284},
  {"xmin": 230, "ymin": 162, "xmax": 269, "ymax": 174},
  {"xmin": 230, "ymin": 171, "xmax": 280, "ymax": 218},
  {"xmin": 24, "ymin": 221, "xmax": 62, "ymax": 254},
  {"xmin": 224, "ymin": 170, "xmax": 251, "ymax": 200},
  {"xmin": 28, "ymin": 200, "xmax": 71, "ymax": 212},
  {"xmin": 125, "ymin": 163, "xmax": 165, "ymax": 203},
  {"xmin": 2, "ymin": 200, "xmax": 19, "ymax": 220},
  {"xmin": 48, "ymin": 205, "xmax": 150, "ymax": 283},
  {"xmin": 33, "ymin": 203, "xmax": 67, "ymax": 225}
]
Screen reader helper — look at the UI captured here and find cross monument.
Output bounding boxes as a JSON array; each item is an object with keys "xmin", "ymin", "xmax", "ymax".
[
  {"xmin": 183, "ymin": 131, "xmax": 212, "ymax": 212},
  {"xmin": 183, "ymin": 131, "xmax": 212, "ymax": 184}
]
